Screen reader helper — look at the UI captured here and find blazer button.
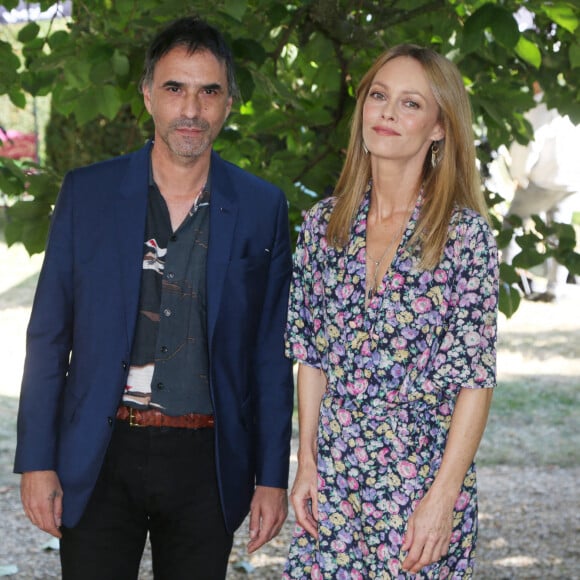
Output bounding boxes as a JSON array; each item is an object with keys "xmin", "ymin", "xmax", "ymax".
[
  {"xmin": 107, "ymin": 417, "xmax": 113, "ymax": 426},
  {"xmin": 122, "ymin": 361, "xmax": 128, "ymax": 370}
]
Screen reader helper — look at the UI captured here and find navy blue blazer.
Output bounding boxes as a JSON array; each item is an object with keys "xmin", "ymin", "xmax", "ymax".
[{"xmin": 14, "ymin": 142, "xmax": 294, "ymax": 533}]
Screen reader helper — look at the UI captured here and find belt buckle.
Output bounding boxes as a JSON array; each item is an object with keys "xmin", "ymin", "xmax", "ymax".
[{"xmin": 128, "ymin": 407, "xmax": 143, "ymax": 427}]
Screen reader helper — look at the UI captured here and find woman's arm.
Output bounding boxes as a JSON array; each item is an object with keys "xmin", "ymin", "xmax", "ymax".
[
  {"xmin": 289, "ymin": 363, "xmax": 327, "ymax": 539},
  {"xmin": 401, "ymin": 386, "xmax": 493, "ymax": 573}
]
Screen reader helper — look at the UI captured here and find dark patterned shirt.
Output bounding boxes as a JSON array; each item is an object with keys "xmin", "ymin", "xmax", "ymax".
[{"xmin": 122, "ymin": 175, "xmax": 212, "ymax": 416}]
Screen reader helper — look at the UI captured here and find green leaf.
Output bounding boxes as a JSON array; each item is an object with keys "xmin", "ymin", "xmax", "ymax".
[
  {"xmin": 51, "ymin": 86, "xmax": 77, "ymax": 116},
  {"xmin": 21, "ymin": 37, "xmax": 45, "ymax": 62},
  {"xmin": 515, "ymin": 230, "xmax": 541, "ymax": 249},
  {"xmin": 74, "ymin": 85, "xmax": 123, "ymax": 124},
  {"xmin": 463, "ymin": 4, "xmax": 519, "ymax": 52},
  {"xmin": 64, "ymin": 60, "xmax": 92, "ymax": 90},
  {"xmin": 570, "ymin": 43, "xmax": 580, "ymax": 69},
  {"xmin": 18, "ymin": 22, "xmax": 41, "ymax": 43},
  {"xmin": 20, "ymin": 69, "xmax": 58, "ymax": 97},
  {"xmin": 8, "ymin": 89, "xmax": 27, "ymax": 108},
  {"xmin": 461, "ymin": 24, "xmax": 481, "ymax": 54},
  {"xmin": 250, "ymin": 109, "xmax": 288, "ymax": 133},
  {"xmin": 48, "ymin": 30, "xmax": 70, "ymax": 50},
  {"xmin": 236, "ymin": 66, "xmax": 255, "ymax": 102},
  {"xmin": 498, "ymin": 283, "xmax": 521, "ymax": 319},
  {"xmin": 299, "ymin": 105, "xmax": 333, "ymax": 126},
  {"xmin": 529, "ymin": 216, "xmax": 547, "ymax": 238},
  {"xmin": 477, "ymin": 98, "xmax": 506, "ymax": 126},
  {"xmin": 495, "ymin": 228, "xmax": 513, "ymax": 250},
  {"xmin": 542, "ymin": 3, "xmax": 579, "ymax": 34},
  {"xmin": 512, "ymin": 247, "xmax": 545, "ymax": 269},
  {"xmin": 100, "ymin": 0, "xmax": 132, "ymax": 21},
  {"xmin": 0, "ymin": 166, "xmax": 26, "ymax": 196},
  {"xmin": 21, "ymin": 218, "xmax": 50, "ymax": 255},
  {"xmin": 232, "ymin": 39, "xmax": 267, "ymax": 66},
  {"xmin": 100, "ymin": 85, "xmax": 123, "ymax": 120},
  {"xmin": 1, "ymin": 0, "xmax": 575, "ymax": 315},
  {"xmin": 491, "ymin": 9, "xmax": 519, "ymax": 49},
  {"xmin": 3, "ymin": 220, "xmax": 23, "ymax": 248},
  {"xmin": 25, "ymin": 172, "xmax": 60, "ymax": 201},
  {"xmin": 499, "ymin": 263, "xmax": 522, "ymax": 285},
  {"xmin": 90, "ymin": 60, "xmax": 114, "ymax": 84},
  {"xmin": 73, "ymin": 91, "xmax": 102, "ymax": 125},
  {"xmin": 0, "ymin": 177, "xmax": 23, "ymax": 198},
  {"xmin": 553, "ymin": 223, "xmax": 577, "ymax": 251},
  {"xmin": 6, "ymin": 199, "xmax": 50, "ymax": 220},
  {"xmin": 112, "ymin": 50, "xmax": 130, "ymax": 78},
  {"xmin": 5, "ymin": 208, "xmax": 50, "ymax": 253},
  {"xmin": 221, "ymin": 0, "xmax": 248, "ymax": 21},
  {"xmin": 563, "ymin": 250, "xmax": 580, "ymax": 275},
  {"xmin": 0, "ymin": 41, "xmax": 22, "ymax": 73},
  {"xmin": 515, "ymin": 36, "xmax": 542, "ymax": 69}
]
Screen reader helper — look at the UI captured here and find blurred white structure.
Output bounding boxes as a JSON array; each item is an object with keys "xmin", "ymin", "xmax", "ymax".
[
  {"xmin": 0, "ymin": 1, "xmax": 71, "ymax": 24},
  {"xmin": 495, "ymin": 88, "xmax": 580, "ymax": 302}
]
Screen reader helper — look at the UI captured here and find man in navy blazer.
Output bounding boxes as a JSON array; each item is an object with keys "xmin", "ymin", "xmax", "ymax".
[{"xmin": 14, "ymin": 16, "xmax": 294, "ymax": 579}]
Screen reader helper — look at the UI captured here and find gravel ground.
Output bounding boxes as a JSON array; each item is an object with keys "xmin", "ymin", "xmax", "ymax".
[
  {"xmin": 1, "ymin": 240, "xmax": 579, "ymax": 579},
  {"xmin": 1, "ymin": 461, "xmax": 579, "ymax": 579}
]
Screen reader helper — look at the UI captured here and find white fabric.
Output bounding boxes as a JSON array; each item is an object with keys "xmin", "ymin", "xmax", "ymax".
[
  {"xmin": 509, "ymin": 101, "xmax": 580, "ymax": 194},
  {"xmin": 501, "ymin": 96, "xmax": 580, "ymax": 295}
]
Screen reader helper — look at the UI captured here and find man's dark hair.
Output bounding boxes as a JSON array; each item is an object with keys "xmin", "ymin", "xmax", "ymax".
[{"xmin": 141, "ymin": 16, "xmax": 239, "ymax": 99}]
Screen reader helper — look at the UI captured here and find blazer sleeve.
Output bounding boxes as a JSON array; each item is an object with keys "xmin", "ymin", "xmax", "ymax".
[
  {"xmin": 14, "ymin": 171, "xmax": 76, "ymax": 473},
  {"xmin": 252, "ymin": 190, "xmax": 294, "ymax": 488}
]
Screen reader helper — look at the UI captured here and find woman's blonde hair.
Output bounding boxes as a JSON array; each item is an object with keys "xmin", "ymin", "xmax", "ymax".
[{"xmin": 326, "ymin": 44, "xmax": 488, "ymax": 268}]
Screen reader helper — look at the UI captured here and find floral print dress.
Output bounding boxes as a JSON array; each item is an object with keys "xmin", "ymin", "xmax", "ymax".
[{"xmin": 283, "ymin": 191, "xmax": 498, "ymax": 579}]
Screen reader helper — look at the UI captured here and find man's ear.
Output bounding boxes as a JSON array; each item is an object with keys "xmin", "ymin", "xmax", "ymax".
[
  {"xmin": 143, "ymin": 83, "xmax": 153, "ymax": 115},
  {"xmin": 224, "ymin": 96, "xmax": 233, "ymax": 121}
]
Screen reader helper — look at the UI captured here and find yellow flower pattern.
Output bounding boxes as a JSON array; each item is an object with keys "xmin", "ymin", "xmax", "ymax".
[{"xmin": 284, "ymin": 192, "xmax": 498, "ymax": 579}]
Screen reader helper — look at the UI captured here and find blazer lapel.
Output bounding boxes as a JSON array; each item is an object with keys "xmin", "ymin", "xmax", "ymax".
[
  {"xmin": 114, "ymin": 142, "xmax": 151, "ymax": 353},
  {"xmin": 207, "ymin": 151, "xmax": 239, "ymax": 347}
]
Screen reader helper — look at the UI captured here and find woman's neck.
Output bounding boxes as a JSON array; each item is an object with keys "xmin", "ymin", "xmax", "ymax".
[{"xmin": 370, "ymin": 160, "xmax": 422, "ymax": 217}]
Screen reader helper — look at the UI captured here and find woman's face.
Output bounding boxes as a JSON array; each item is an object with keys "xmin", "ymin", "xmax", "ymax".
[{"xmin": 362, "ymin": 56, "xmax": 444, "ymax": 167}]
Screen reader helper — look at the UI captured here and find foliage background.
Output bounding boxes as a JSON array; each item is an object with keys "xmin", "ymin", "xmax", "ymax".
[{"xmin": 1, "ymin": 0, "xmax": 579, "ymax": 316}]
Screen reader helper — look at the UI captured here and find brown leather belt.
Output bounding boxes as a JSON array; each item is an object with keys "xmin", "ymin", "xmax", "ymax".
[{"xmin": 116, "ymin": 405, "xmax": 214, "ymax": 429}]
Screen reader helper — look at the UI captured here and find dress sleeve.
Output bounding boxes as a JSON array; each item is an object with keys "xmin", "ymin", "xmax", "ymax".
[
  {"xmin": 428, "ymin": 214, "xmax": 499, "ymax": 393},
  {"xmin": 285, "ymin": 205, "xmax": 325, "ymax": 368}
]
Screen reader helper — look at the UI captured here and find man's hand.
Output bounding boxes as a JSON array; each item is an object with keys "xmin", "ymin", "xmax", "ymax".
[
  {"xmin": 247, "ymin": 485, "xmax": 288, "ymax": 553},
  {"xmin": 21, "ymin": 470, "xmax": 63, "ymax": 538}
]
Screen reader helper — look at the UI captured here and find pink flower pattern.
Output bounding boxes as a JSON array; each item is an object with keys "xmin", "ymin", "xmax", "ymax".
[{"xmin": 283, "ymin": 192, "xmax": 498, "ymax": 579}]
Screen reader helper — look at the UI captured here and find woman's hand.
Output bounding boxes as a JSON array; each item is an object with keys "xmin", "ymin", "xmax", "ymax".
[
  {"xmin": 401, "ymin": 487, "xmax": 455, "ymax": 573},
  {"xmin": 290, "ymin": 363, "xmax": 327, "ymax": 540},
  {"xmin": 401, "ymin": 387, "xmax": 493, "ymax": 573},
  {"xmin": 290, "ymin": 461, "xmax": 319, "ymax": 539}
]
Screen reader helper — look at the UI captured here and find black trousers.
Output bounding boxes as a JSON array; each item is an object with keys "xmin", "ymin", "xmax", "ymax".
[{"xmin": 60, "ymin": 421, "xmax": 233, "ymax": 580}]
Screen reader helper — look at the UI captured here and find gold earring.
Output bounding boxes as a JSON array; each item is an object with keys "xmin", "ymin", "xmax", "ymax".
[
  {"xmin": 431, "ymin": 142, "xmax": 440, "ymax": 168},
  {"xmin": 363, "ymin": 142, "xmax": 369, "ymax": 155}
]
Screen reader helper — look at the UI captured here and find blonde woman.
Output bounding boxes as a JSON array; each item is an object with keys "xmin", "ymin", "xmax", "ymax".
[{"xmin": 284, "ymin": 45, "xmax": 498, "ymax": 578}]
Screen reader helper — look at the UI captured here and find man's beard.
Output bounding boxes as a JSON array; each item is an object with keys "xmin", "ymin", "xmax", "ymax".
[{"xmin": 165, "ymin": 118, "xmax": 212, "ymax": 158}]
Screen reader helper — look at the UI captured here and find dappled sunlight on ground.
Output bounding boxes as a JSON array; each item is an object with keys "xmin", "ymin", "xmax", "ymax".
[{"xmin": 1, "ymin": 239, "xmax": 579, "ymax": 578}]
